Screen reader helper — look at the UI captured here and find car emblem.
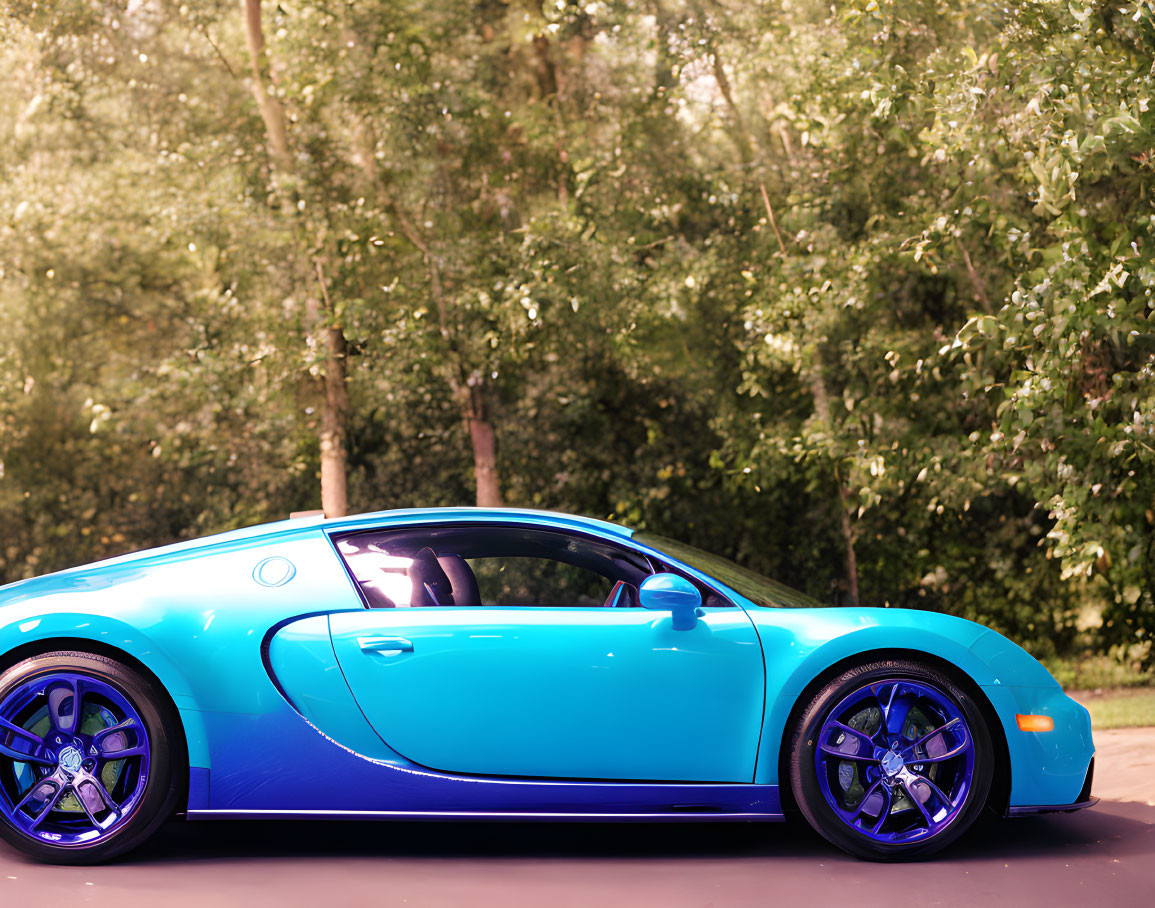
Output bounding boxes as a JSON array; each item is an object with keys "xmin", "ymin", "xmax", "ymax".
[
  {"xmin": 880, "ymin": 750, "xmax": 905, "ymax": 778},
  {"xmin": 58, "ymin": 746, "xmax": 83, "ymax": 774}
]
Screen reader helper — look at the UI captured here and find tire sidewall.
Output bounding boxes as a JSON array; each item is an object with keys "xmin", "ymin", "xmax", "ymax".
[
  {"xmin": 790, "ymin": 660, "xmax": 994, "ymax": 861},
  {"xmin": 0, "ymin": 651, "xmax": 183, "ymax": 864}
]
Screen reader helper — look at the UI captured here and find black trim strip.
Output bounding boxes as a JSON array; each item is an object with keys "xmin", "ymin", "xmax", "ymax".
[{"xmin": 1006, "ymin": 797, "xmax": 1098, "ymax": 817}]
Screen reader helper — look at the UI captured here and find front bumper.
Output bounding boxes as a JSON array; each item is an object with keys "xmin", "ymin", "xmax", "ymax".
[
  {"xmin": 1006, "ymin": 756, "xmax": 1098, "ymax": 816},
  {"xmin": 981, "ymin": 684, "xmax": 1096, "ymax": 809}
]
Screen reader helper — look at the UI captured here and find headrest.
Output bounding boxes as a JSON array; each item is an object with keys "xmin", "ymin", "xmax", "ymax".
[
  {"xmin": 437, "ymin": 554, "xmax": 481, "ymax": 607},
  {"xmin": 409, "ymin": 547, "xmax": 454, "ymax": 607}
]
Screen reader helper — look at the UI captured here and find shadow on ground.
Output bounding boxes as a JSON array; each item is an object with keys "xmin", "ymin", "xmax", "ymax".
[{"xmin": 129, "ymin": 799, "xmax": 1153, "ymax": 865}]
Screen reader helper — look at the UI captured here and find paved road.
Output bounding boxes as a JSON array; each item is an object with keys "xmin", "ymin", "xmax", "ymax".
[{"xmin": 0, "ymin": 730, "xmax": 1151, "ymax": 908}]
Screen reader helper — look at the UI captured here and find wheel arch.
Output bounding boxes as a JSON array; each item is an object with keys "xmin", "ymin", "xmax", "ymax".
[
  {"xmin": 0, "ymin": 632, "xmax": 207, "ymax": 812},
  {"xmin": 772, "ymin": 647, "xmax": 1011, "ymax": 818}
]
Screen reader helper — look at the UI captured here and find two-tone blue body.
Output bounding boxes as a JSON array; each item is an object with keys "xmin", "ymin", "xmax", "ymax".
[{"xmin": 0, "ymin": 508, "xmax": 1094, "ymax": 823}]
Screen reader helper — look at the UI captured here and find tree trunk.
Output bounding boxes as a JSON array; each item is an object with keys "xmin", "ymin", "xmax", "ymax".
[
  {"xmin": 385, "ymin": 202, "xmax": 504, "ymax": 508},
  {"xmin": 834, "ymin": 478, "xmax": 861, "ymax": 607},
  {"xmin": 456, "ymin": 382, "xmax": 503, "ymax": 508},
  {"xmin": 808, "ymin": 364, "xmax": 860, "ymax": 607},
  {"xmin": 241, "ymin": 0, "xmax": 291, "ymax": 172},
  {"xmin": 318, "ymin": 330, "xmax": 349, "ymax": 517},
  {"xmin": 243, "ymin": 0, "xmax": 349, "ymax": 517},
  {"xmin": 313, "ymin": 263, "xmax": 349, "ymax": 518}
]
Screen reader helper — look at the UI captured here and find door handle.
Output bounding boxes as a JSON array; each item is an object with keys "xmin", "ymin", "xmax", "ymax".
[{"xmin": 358, "ymin": 636, "xmax": 414, "ymax": 656}]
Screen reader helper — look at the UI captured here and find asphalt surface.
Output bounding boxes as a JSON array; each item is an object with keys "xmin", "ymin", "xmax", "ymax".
[{"xmin": 0, "ymin": 730, "xmax": 1152, "ymax": 908}]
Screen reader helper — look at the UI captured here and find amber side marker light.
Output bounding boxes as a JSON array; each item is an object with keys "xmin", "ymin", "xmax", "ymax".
[{"xmin": 1016, "ymin": 714, "xmax": 1055, "ymax": 732}]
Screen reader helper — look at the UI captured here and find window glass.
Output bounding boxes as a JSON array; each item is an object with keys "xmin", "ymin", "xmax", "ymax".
[
  {"xmin": 333, "ymin": 525, "xmax": 653, "ymax": 609},
  {"xmin": 635, "ymin": 531, "xmax": 822, "ymax": 608},
  {"xmin": 468, "ymin": 557, "xmax": 611, "ymax": 607}
]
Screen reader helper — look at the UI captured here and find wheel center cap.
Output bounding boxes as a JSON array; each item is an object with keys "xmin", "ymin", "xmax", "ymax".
[
  {"xmin": 58, "ymin": 745, "xmax": 83, "ymax": 775},
  {"xmin": 880, "ymin": 750, "xmax": 904, "ymax": 777}
]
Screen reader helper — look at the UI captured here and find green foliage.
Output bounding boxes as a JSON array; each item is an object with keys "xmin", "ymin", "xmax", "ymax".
[{"xmin": 0, "ymin": 0, "xmax": 1152, "ymax": 667}]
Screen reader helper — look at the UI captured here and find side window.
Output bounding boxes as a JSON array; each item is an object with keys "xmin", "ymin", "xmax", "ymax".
[
  {"xmin": 468, "ymin": 557, "xmax": 611, "ymax": 607},
  {"xmin": 333, "ymin": 525, "xmax": 653, "ymax": 609}
]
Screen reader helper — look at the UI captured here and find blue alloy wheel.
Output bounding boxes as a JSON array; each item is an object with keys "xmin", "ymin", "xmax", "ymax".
[
  {"xmin": 790, "ymin": 660, "xmax": 994, "ymax": 860},
  {"xmin": 0, "ymin": 652, "xmax": 182, "ymax": 863}
]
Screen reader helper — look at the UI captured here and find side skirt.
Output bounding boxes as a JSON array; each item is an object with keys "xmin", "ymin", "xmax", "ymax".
[{"xmin": 187, "ymin": 809, "xmax": 785, "ymax": 822}]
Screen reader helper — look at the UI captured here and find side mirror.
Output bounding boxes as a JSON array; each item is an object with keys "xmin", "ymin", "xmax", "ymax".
[{"xmin": 639, "ymin": 573, "xmax": 702, "ymax": 631}]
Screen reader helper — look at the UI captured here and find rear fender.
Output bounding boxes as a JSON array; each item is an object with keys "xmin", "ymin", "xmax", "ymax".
[{"xmin": 0, "ymin": 610, "xmax": 210, "ymax": 774}]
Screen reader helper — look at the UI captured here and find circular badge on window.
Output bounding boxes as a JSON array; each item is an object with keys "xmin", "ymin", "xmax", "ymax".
[{"xmin": 253, "ymin": 556, "xmax": 296, "ymax": 588}]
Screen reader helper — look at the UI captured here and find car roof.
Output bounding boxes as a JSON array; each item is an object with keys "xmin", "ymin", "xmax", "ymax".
[
  {"xmin": 34, "ymin": 508, "xmax": 634, "ymax": 575},
  {"xmin": 325, "ymin": 507, "xmax": 634, "ymax": 538},
  {"xmin": 0, "ymin": 508, "xmax": 638, "ymax": 599}
]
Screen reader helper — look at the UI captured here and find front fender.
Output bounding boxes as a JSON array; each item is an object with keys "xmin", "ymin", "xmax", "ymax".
[{"xmin": 749, "ymin": 609, "xmax": 995, "ymax": 785}]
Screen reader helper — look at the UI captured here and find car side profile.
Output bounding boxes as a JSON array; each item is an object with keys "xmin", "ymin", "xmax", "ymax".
[{"xmin": 0, "ymin": 508, "xmax": 1095, "ymax": 863}]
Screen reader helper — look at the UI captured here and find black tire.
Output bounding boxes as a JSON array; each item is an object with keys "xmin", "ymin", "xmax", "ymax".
[
  {"xmin": 788, "ymin": 659, "xmax": 993, "ymax": 861},
  {"xmin": 0, "ymin": 650, "xmax": 185, "ymax": 864}
]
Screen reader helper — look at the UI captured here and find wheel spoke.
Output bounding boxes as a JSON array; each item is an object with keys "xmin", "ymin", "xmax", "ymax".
[
  {"xmin": 915, "ymin": 732, "xmax": 971, "ymax": 764},
  {"xmin": 868, "ymin": 784, "xmax": 893, "ymax": 834},
  {"xmin": 75, "ymin": 782, "xmax": 103, "ymax": 828},
  {"xmin": 12, "ymin": 777, "xmax": 60, "ymax": 815},
  {"xmin": 901, "ymin": 779, "xmax": 934, "ymax": 826},
  {"xmin": 0, "ymin": 741, "xmax": 54, "ymax": 764},
  {"xmin": 100, "ymin": 743, "xmax": 147, "ymax": 759},
  {"xmin": 910, "ymin": 772, "xmax": 954, "ymax": 811},
  {"xmin": 822, "ymin": 739, "xmax": 873, "ymax": 762},
  {"xmin": 85, "ymin": 774, "xmax": 121, "ymax": 816},
  {"xmin": 826, "ymin": 721, "xmax": 877, "ymax": 751},
  {"xmin": 92, "ymin": 718, "xmax": 145, "ymax": 759},
  {"xmin": 28, "ymin": 782, "xmax": 69, "ymax": 829},
  {"xmin": 75, "ymin": 778, "xmax": 117, "ymax": 828},
  {"xmin": 818, "ymin": 740, "xmax": 877, "ymax": 762},
  {"xmin": 47, "ymin": 678, "xmax": 83, "ymax": 736},
  {"xmin": 0, "ymin": 716, "xmax": 45, "ymax": 747},
  {"xmin": 92, "ymin": 717, "xmax": 138, "ymax": 743},
  {"xmin": 888, "ymin": 693, "xmax": 920, "ymax": 738},
  {"xmin": 901, "ymin": 717, "xmax": 962, "ymax": 756},
  {"xmin": 870, "ymin": 682, "xmax": 915, "ymax": 738},
  {"xmin": 870, "ymin": 682, "xmax": 897, "ymax": 727},
  {"xmin": 849, "ymin": 780, "xmax": 884, "ymax": 822}
]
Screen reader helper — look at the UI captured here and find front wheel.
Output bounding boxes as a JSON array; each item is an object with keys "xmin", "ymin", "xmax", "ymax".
[
  {"xmin": 789, "ymin": 660, "xmax": 994, "ymax": 861},
  {"xmin": 0, "ymin": 651, "xmax": 184, "ymax": 863}
]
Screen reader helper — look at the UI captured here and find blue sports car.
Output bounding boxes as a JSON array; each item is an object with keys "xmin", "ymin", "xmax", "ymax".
[{"xmin": 0, "ymin": 507, "xmax": 1095, "ymax": 863}]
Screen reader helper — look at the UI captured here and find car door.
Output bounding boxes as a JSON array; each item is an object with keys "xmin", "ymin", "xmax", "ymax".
[{"xmin": 327, "ymin": 523, "xmax": 766, "ymax": 783}]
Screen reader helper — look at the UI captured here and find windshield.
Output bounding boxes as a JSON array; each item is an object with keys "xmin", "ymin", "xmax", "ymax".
[{"xmin": 634, "ymin": 532, "xmax": 824, "ymax": 608}]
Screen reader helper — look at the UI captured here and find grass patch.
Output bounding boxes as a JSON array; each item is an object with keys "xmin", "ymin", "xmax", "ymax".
[
  {"xmin": 1066, "ymin": 689, "xmax": 1155, "ymax": 730},
  {"xmin": 1043, "ymin": 654, "xmax": 1153, "ymax": 690}
]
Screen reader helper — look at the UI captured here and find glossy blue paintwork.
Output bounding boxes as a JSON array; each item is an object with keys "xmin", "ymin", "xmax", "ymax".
[
  {"xmin": 328, "ymin": 604, "xmax": 764, "ymax": 782},
  {"xmin": 638, "ymin": 572, "xmax": 702, "ymax": 630},
  {"xmin": 0, "ymin": 506, "xmax": 1094, "ymax": 822},
  {"xmin": 196, "ymin": 703, "xmax": 781, "ymax": 818},
  {"xmin": 265, "ymin": 615, "xmax": 397, "ymax": 761}
]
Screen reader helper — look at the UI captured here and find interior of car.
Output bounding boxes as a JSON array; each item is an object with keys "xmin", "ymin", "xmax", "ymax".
[{"xmin": 334, "ymin": 525, "xmax": 656, "ymax": 609}]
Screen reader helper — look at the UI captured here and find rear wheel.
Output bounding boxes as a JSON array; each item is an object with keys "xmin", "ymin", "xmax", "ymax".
[
  {"xmin": 0, "ymin": 651, "xmax": 183, "ymax": 863},
  {"xmin": 789, "ymin": 659, "xmax": 993, "ymax": 861}
]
